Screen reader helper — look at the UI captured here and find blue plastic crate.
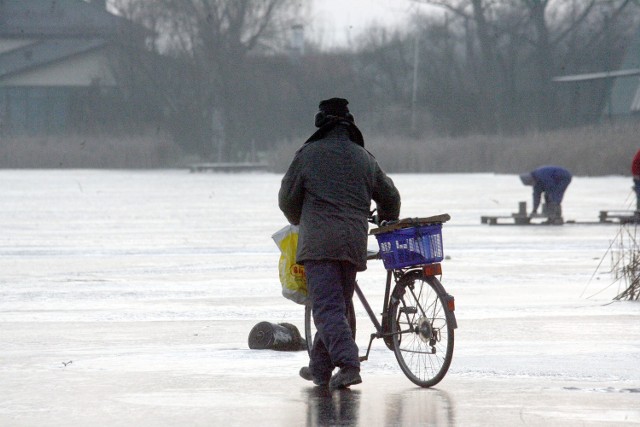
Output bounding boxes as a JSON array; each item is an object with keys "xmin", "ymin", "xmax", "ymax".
[{"xmin": 374, "ymin": 223, "xmax": 443, "ymax": 270}]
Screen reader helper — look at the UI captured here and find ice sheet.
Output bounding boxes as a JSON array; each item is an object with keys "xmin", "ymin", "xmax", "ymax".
[{"xmin": 1, "ymin": 170, "xmax": 638, "ymax": 426}]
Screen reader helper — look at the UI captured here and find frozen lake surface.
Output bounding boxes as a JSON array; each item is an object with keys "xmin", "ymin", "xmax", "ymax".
[{"xmin": 1, "ymin": 170, "xmax": 639, "ymax": 426}]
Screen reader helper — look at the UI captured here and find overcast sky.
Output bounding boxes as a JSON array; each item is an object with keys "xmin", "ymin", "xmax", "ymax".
[
  {"xmin": 308, "ymin": 0, "xmax": 431, "ymax": 48},
  {"xmin": 105, "ymin": 0, "xmax": 431, "ymax": 50}
]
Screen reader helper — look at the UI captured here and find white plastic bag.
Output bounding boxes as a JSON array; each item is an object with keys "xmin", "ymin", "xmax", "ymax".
[{"xmin": 272, "ymin": 225, "xmax": 307, "ymax": 304}]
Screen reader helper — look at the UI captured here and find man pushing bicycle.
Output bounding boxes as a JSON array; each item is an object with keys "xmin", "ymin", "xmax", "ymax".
[{"xmin": 278, "ymin": 97, "xmax": 401, "ymax": 390}]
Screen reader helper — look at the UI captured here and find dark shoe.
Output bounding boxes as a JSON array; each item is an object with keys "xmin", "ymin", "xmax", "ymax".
[
  {"xmin": 544, "ymin": 216, "xmax": 563, "ymax": 225},
  {"xmin": 299, "ymin": 366, "xmax": 329, "ymax": 387},
  {"xmin": 542, "ymin": 216, "xmax": 563, "ymax": 225},
  {"xmin": 329, "ymin": 367, "xmax": 362, "ymax": 390}
]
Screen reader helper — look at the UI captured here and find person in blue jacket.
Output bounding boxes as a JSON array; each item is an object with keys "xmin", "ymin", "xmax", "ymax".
[{"xmin": 520, "ymin": 166, "xmax": 572, "ymax": 224}]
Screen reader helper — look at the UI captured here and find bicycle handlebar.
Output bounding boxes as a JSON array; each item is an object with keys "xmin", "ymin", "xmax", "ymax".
[{"xmin": 368, "ymin": 208, "xmax": 398, "ymax": 228}]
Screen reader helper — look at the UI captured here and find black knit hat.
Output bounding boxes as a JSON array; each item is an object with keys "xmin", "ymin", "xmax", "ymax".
[
  {"xmin": 315, "ymin": 97, "xmax": 353, "ymax": 127},
  {"xmin": 307, "ymin": 97, "xmax": 364, "ymax": 147},
  {"xmin": 318, "ymin": 97, "xmax": 350, "ymax": 117}
]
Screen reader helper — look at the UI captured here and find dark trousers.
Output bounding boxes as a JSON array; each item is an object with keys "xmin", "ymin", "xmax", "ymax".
[
  {"xmin": 305, "ymin": 260, "xmax": 360, "ymax": 380},
  {"xmin": 634, "ymin": 178, "xmax": 640, "ymax": 211},
  {"xmin": 544, "ymin": 200, "xmax": 562, "ymax": 219},
  {"xmin": 545, "ymin": 175, "xmax": 572, "ymax": 205}
]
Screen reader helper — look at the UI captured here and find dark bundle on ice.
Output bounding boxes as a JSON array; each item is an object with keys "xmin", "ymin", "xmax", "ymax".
[{"xmin": 248, "ymin": 321, "xmax": 306, "ymax": 351}]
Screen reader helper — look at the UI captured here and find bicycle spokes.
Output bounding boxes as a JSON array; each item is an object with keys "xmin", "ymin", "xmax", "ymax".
[{"xmin": 390, "ymin": 273, "xmax": 454, "ymax": 387}]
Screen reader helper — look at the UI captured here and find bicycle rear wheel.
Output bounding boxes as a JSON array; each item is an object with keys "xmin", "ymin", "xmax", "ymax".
[
  {"xmin": 304, "ymin": 300, "xmax": 357, "ymax": 357},
  {"xmin": 389, "ymin": 271, "xmax": 454, "ymax": 387},
  {"xmin": 304, "ymin": 302, "xmax": 315, "ymax": 355}
]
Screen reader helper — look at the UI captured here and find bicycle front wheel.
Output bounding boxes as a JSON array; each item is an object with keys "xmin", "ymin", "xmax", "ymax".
[{"xmin": 389, "ymin": 271, "xmax": 454, "ymax": 387}]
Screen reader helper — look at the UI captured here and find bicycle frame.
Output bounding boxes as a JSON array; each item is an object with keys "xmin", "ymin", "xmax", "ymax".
[{"xmin": 353, "ymin": 269, "xmax": 391, "ymax": 362}]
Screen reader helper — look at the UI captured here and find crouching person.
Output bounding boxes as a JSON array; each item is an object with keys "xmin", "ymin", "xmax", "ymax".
[{"xmin": 520, "ymin": 165, "xmax": 572, "ymax": 225}]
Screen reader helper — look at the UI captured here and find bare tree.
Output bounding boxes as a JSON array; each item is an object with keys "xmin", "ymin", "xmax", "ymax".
[
  {"xmin": 410, "ymin": 0, "xmax": 640, "ymax": 133},
  {"xmin": 105, "ymin": 0, "xmax": 640, "ymax": 159},
  {"xmin": 411, "ymin": 1, "xmax": 504, "ymax": 133},
  {"xmin": 112, "ymin": 0, "xmax": 297, "ymax": 160}
]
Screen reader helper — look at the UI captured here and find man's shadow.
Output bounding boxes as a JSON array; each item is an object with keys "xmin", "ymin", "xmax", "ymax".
[{"xmin": 304, "ymin": 386, "xmax": 361, "ymax": 426}]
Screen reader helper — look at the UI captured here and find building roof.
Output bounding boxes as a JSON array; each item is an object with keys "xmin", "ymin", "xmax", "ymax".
[
  {"xmin": 0, "ymin": 39, "xmax": 107, "ymax": 80},
  {"xmin": 0, "ymin": 0, "xmax": 148, "ymax": 82},
  {"xmin": 0, "ymin": 0, "xmax": 130, "ymax": 39},
  {"xmin": 609, "ymin": 26, "xmax": 640, "ymax": 115}
]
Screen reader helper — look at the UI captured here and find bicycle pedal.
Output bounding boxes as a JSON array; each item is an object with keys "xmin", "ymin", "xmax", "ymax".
[{"xmin": 399, "ymin": 306, "xmax": 418, "ymax": 314}]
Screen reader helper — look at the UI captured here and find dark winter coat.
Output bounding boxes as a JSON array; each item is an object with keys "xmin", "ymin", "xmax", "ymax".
[
  {"xmin": 632, "ymin": 149, "xmax": 640, "ymax": 178},
  {"xmin": 278, "ymin": 123, "xmax": 400, "ymax": 271}
]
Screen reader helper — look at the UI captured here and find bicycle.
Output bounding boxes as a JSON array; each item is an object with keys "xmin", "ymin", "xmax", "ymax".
[{"xmin": 304, "ymin": 213, "xmax": 457, "ymax": 388}]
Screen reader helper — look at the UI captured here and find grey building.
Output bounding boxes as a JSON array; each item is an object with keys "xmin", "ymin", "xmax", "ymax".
[
  {"xmin": 609, "ymin": 26, "xmax": 640, "ymax": 116},
  {"xmin": 0, "ymin": 0, "xmax": 145, "ymax": 135}
]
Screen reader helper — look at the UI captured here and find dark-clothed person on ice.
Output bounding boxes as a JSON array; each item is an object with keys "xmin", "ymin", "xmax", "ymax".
[
  {"xmin": 279, "ymin": 97, "xmax": 400, "ymax": 390},
  {"xmin": 520, "ymin": 165, "xmax": 572, "ymax": 224},
  {"xmin": 631, "ymin": 149, "xmax": 640, "ymax": 211}
]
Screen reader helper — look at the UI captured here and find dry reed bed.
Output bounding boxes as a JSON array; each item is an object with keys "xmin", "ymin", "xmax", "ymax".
[
  {"xmin": 2, "ymin": 120, "xmax": 639, "ymax": 173},
  {"xmin": 0, "ymin": 133, "xmax": 183, "ymax": 168}
]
